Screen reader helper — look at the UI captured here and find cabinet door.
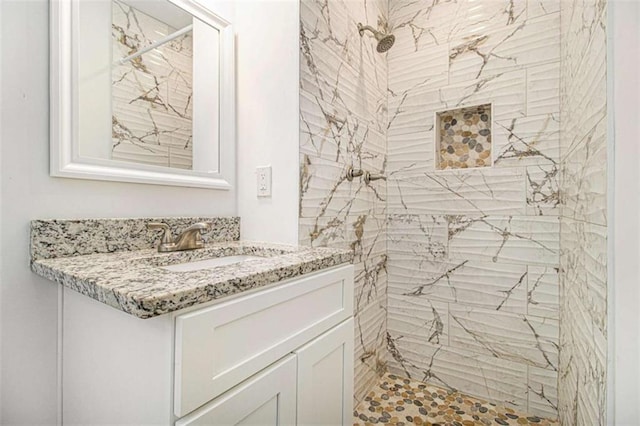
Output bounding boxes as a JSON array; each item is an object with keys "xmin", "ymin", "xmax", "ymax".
[
  {"xmin": 176, "ymin": 354, "xmax": 297, "ymax": 426},
  {"xmin": 295, "ymin": 318, "xmax": 354, "ymax": 426},
  {"xmin": 174, "ymin": 265, "xmax": 354, "ymax": 417}
]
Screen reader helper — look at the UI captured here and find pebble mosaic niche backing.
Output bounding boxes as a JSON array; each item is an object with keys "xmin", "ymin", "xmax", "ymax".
[{"xmin": 436, "ymin": 104, "xmax": 492, "ymax": 170}]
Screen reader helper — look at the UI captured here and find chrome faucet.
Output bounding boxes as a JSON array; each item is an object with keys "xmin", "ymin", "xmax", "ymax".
[{"xmin": 147, "ymin": 222, "xmax": 211, "ymax": 252}]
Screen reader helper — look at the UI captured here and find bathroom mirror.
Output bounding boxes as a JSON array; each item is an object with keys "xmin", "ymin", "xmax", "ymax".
[{"xmin": 50, "ymin": 0, "xmax": 234, "ymax": 189}]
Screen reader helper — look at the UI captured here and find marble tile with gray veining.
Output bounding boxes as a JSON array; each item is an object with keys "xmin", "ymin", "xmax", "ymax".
[
  {"xmin": 447, "ymin": 215, "xmax": 559, "ymax": 266},
  {"xmin": 388, "ymin": 258, "xmax": 529, "ymax": 315},
  {"xmin": 385, "ymin": 335, "xmax": 531, "ymax": 412},
  {"xmin": 448, "ymin": 305, "xmax": 559, "ymax": 371},
  {"xmin": 382, "ymin": 1, "xmax": 565, "ymax": 419},
  {"xmin": 111, "ymin": 0, "xmax": 194, "ymax": 169},
  {"xmin": 558, "ymin": 0, "xmax": 608, "ymax": 424},
  {"xmin": 388, "ymin": 169, "xmax": 527, "ymax": 216},
  {"xmin": 528, "ymin": 365, "xmax": 560, "ymax": 419},
  {"xmin": 354, "ymin": 300, "xmax": 388, "ymax": 404},
  {"xmin": 561, "ymin": 117, "xmax": 607, "ymax": 226},
  {"xmin": 527, "ymin": 266, "xmax": 560, "ymax": 320},
  {"xmin": 300, "ymin": 0, "xmax": 390, "ymax": 405},
  {"xmin": 526, "ymin": 164, "xmax": 561, "ymax": 216}
]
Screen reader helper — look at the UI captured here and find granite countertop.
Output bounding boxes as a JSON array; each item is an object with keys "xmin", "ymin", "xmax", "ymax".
[{"xmin": 31, "ymin": 241, "xmax": 353, "ymax": 319}]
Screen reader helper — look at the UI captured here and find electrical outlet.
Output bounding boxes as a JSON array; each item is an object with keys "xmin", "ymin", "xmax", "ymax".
[{"xmin": 256, "ymin": 166, "xmax": 272, "ymax": 197}]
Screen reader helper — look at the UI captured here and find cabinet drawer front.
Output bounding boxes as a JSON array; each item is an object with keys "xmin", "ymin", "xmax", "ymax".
[
  {"xmin": 174, "ymin": 265, "xmax": 354, "ymax": 417},
  {"xmin": 175, "ymin": 354, "xmax": 297, "ymax": 426}
]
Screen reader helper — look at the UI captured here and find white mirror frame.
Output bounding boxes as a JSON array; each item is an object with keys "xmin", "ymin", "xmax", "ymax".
[{"xmin": 50, "ymin": 0, "xmax": 235, "ymax": 190}]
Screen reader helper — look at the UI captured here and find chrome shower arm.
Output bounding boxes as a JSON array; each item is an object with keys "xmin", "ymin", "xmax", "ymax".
[{"xmin": 357, "ymin": 23, "xmax": 378, "ymax": 37}]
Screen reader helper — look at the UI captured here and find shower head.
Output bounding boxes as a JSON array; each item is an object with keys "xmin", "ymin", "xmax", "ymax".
[{"xmin": 357, "ymin": 23, "xmax": 395, "ymax": 53}]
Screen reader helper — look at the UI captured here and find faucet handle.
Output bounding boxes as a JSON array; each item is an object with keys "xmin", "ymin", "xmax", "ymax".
[
  {"xmin": 364, "ymin": 171, "xmax": 386, "ymax": 185},
  {"xmin": 184, "ymin": 222, "xmax": 211, "ymax": 244},
  {"xmin": 147, "ymin": 222, "xmax": 173, "ymax": 244},
  {"xmin": 185, "ymin": 222, "xmax": 211, "ymax": 233}
]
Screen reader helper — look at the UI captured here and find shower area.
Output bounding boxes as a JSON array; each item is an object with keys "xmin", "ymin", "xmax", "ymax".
[{"xmin": 299, "ymin": 0, "xmax": 607, "ymax": 424}]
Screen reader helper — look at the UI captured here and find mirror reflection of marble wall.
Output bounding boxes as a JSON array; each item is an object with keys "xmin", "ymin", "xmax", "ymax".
[
  {"xmin": 111, "ymin": 0, "xmax": 194, "ymax": 169},
  {"xmin": 77, "ymin": 0, "xmax": 220, "ymax": 173}
]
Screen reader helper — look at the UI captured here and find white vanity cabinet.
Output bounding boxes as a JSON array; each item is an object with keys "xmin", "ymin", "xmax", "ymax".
[
  {"xmin": 176, "ymin": 355, "xmax": 298, "ymax": 426},
  {"xmin": 61, "ymin": 264, "xmax": 354, "ymax": 425}
]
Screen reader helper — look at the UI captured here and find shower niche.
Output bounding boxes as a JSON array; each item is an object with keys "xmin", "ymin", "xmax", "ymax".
[{"xmin": 435, "ymin": 103, "xmax": 493, "ymax": 170}]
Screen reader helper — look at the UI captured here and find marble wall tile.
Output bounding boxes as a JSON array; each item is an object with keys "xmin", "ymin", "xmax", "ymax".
[
  {"xmin": 526, "ymin": 164, "xmax": 561, "ymax": 216},
  {"xmin": 528, "ymin": 0, "xmax": 561, "ymax": 18},
  {"xmin": 388, "ymin": 259, "xmax": 528, "ymax": 314},
  {"xmin": 388, "ymin": 43, "xmax": 449, "ymax": 93},
  {"xmin": 300, "ymin": 0, "xmax": 387, "ymax": 131},
  {"xmin": 300, "ymin": 153, "xmax": 376, "ymax": 219},
  {"xmin": 385, "ymin": 336, "xmax": 530, "ymax": 412},
  {"xmin": 299, "ymin": 90, "xmax": 356, "ymax": 164},
  {"xmin": 560, "ymin": 13, "xmax": 607, "ymax": 158},
  {"xmin": 300, "ymin": 0, "xmax": 389, "ymax": 405},
  {"xmin": 561, "ymin": 117, "xmax": 607, "ymax": 226},
  {"xmin": 493, "ymin": 114, "xmax": 560, "ymax": 168},
  {"xmin": 388, "ymin": 0, "xmax": 461, "ymax": 51},
  {"xmin": 388, "ymin": 169, "xmax": 527, "ymax": 216},
  {"xmin": 350, "ymin": 215, "xmax": 388, "ymax": 313},
  {"xmin": 300, "ymin": 90, "xmax": 387, "ymax": 168},
  {"xmin": 527, "ymin": 266, "xmax": 560, "ymax": 320},
  {"xmin": 439, "ymin": 70, "xmax": 527, "ymax": 121},
  {"xmin": 558, "ymin": 0, "xmax": 608, "ymax": 422},
  {"xmin": 354, "ymin": 299, "xmax": 388, "ymax": 402},
  {"xmin": 387, "ymin": 294, "xmax": 449, "ymax": 346},
  {"xmin": 527, "ymin": 62, "xmax": 560, "ymax": 116},
  {"xmin": 560, "ymin": 218, "xmax": 607, "ymax": 336},
  {"xmin": 301, "ymin": 0, "xmax": 607, "ymax": 420},
  {"xmin": 111, "ymin": 0, "xmax": 193, "ymax": 169},
  {"xmin": 387, "ymin": 85, "xmax": 439, "ymax": 143},
  {"xmin": 387, "ymin": 70, "xmax": 528, "ymax": 150},
  {"xmin": 448, "ymin": 305, "xmax": 559, "ymax": 371},
  {"xmin": 387, "ymin": 131, "xmax": 434, "ymax": 178},
  {"xmin": 448, "ymin": 216, "xmax": 559, "ymax": 266},
  {"xmin": 387, "ymin": 214, "xmax": 448, "ymax": 260},
  {"xmin": 299, "ymin": 216, "xmax": 349, "ymax": 249},
  {"xmin": 384, "ymin": 0, "xmax": 564, "ymax": 418},
  {"xmin": 528, "ymin": 366, "xmax": 559, "ymax": 419},
  {"xmin": 448, "ymin": 13, "xmax": 560, "ymax": 85},
  {"xmin": 558, "ymin": 287, "xmax": 607, "ymax": 426}
]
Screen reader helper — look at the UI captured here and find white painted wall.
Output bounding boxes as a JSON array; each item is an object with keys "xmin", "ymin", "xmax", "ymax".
[
  {"xmin": 0, "ymin": 2, "xmax": 3, "ymax": 419},
  {"xmin": 0, "ymin": 0, "xmax": 236, "ymax": 423},
  {"xmin": 234, "ymin": 0, "xmax": 299, "ymax": 245},
  {"xmin": 611, "ymin": 0, "xmax": 640, "ymax": 423},
  {"xmin": 77, "ymin": 0, "xmax": 112, "ymax": 159},
  {"xmin": 0, "ymin": 0, "xmax": 300, "ymax": 421}
]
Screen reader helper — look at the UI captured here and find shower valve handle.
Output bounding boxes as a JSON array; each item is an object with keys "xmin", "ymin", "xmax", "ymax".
[
  {"xmin": 364, "ymin": 171, "xmax": 386, "ymax": 185},
  {"xmin": 346, "ymin": 166, "xmax": 364, "ymax": 181}
]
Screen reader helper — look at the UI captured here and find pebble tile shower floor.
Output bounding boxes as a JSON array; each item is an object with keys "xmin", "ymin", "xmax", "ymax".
[{"xmin": 353, "ymin": 374, "xmax": 558, "ymax": 426}]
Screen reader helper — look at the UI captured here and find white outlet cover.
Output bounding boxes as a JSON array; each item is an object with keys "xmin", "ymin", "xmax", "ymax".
[{"xmin": 257, "ymin": 166, "xmax": 272, "ymax": 197}]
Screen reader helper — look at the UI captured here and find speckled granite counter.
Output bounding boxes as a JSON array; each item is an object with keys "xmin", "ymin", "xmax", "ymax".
[
  {"xmin": 32, "ymin": 241, "xmax": 352, "ymax": 319},
  {"xmin": 30, "ymin": 217, "xmax": 352, "ymax": 318}
]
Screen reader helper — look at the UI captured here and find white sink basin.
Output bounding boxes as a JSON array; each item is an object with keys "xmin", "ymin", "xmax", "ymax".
[{"xmin": 161, "ymin": 255, "xmax": 263, "ymax": 272}]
